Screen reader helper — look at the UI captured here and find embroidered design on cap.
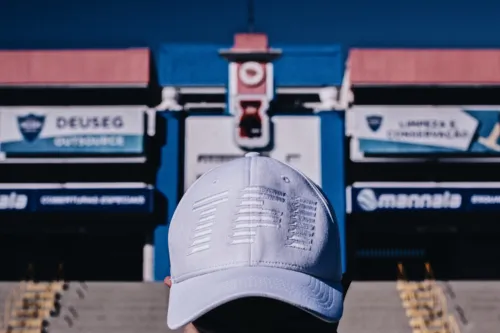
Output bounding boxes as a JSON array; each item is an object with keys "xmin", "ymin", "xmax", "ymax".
[
  {"xmin": 230, "ymin": 186, "xmax": 284, "ymax": 245},
  {"xmin": 188, "ymin": 191, "xmax": 229, "ymax": 255},
  {"xmin": 286, "ymin": 197, "xmax": 318, "ymax": 251}
]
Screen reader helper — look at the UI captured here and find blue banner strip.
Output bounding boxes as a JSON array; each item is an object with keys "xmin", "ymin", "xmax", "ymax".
[
  {"xmin": 0, "ymin": 188, "xmax": 154, "ymax": 213},
  {"xmin": 351, "ymin": 187, "xmax": 500, "ymax": 213},
  {"xmin": 2, "ymin": 135, "xmax": 144, "ymax": 154}
]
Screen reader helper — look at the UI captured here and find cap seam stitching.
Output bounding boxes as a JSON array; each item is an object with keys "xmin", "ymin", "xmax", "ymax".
[
  {"xmin": 172, "ymin": 260, "xmax": 316, "ymax": 282},
  {"xmin": 248, "ymin": 156, "xmax": 253, "ymax": 265}
]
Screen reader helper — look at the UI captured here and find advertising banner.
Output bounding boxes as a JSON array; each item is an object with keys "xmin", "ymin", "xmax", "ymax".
[
  {"xmin": 348, "ymin": 182, "xmax": 500, "ymax": 213},
  {"xmin": 0, "ymin": 190, "xmax": 32, "ymax": 211},
  {"xmin": 0, "ymin": 184, "xmax": 153, "ymax": 213},
  {"xmin": 348, "ymin": 106, "xmax": 500, "ymax": 160},
  {"xmin": 184, "ymin": 116, "xmax": 321, "ymax": 191},
  {"xmin": 0, "ymin": 106, "xmax": 145, "ymax": 155}
]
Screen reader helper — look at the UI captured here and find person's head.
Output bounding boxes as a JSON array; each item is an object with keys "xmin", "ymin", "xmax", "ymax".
[
  {"xmin": 167, "ymin": 153, "xmax": 344, "ymax": 332},
  {"xmin": 167, "ymin": 278, "xmax": 340, "ymax": 332}
]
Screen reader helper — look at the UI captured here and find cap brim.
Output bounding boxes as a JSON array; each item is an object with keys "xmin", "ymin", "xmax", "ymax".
[{"xmin": 167, "ymin": 266, "xmax": 343, "ymax": 329}]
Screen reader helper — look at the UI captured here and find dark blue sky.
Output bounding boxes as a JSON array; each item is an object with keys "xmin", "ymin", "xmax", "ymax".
[{"xmin": 0, "ymin": 0, "xmax": 499, "ymax": 49}]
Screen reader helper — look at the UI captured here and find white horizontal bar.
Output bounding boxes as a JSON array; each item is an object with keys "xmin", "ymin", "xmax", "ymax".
[
  {"xmin": 183, "ymin": 103, "xmax": 226, "ymax": 110},
  {"xmin": 0, "ymin": 182, "xmax": 151, "ymax": 189},
  {"xmin": 349, "ymin": 105, "xmax": 500, "ymax": 111},
  {"xmin": 63, "ymin": 182, "xmax": 151, "ymax": 189},
  {"xmin": 178, "ymin": 87, "xmax": 225, "ymax": 94},
  {"xmin": 183, "ymin": 102, "xmax": 329, "ymax": 111},
  {"xmin": 352, "ymin": 83, "xmax": 500, "ymax": 88},
  {"xmin": 0, "ymin": 157, "xmax": 146, "ymax": 164},
  {"xmin": 0, "ymin": 105, "xmax": 147, "ymax": 112},
  {"xmin": 349, "ymin": 139, "xmax": 500, "ymax": 163},
  {"xmin": 352, "ymin": 182, "xmax": 500, "ymax": 189},
  {"xmin": 0, "ymin": 83, "xmax": 148, "ymax": 88},
  {"xmin": 277, "ymin": 87, "xmax": 326, "ymax": 94},
  {"xmin": 350, "ymin": 156, "xmax": 500, "ymax": 163},
  {"xmin": 176, "ymin": 86, "xmax": 328, "ymax": 95}
]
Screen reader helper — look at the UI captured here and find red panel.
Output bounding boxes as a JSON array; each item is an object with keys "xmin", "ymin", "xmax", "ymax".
[
  {"xmin": 0, "ymin": 49, "xmax": 149, "ymax": 87},
  {"xmin": 350, "ymin": 49, "xmax": 500, "ymax": 86}
]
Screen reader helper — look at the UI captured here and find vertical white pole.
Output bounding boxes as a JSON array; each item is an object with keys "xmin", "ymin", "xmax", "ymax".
[
  {"xmin": 146, "ymin": 108, "xmax": 157, "ymax": 136},
  {"xmin": 143, "ymin": 244, "xmax": 154, "ymax": 282}
]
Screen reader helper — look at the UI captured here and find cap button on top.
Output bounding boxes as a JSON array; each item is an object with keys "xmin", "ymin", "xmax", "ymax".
[{"xmin": 245, "ymin": 152, "xmax": 260, "ymax": 157}]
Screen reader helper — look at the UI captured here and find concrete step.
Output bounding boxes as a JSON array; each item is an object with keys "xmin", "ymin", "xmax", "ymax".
[
  {"xmin": 339, "ymin": 282, "xmax": 411, "ymax": 333},
  {"xmin": 47, "ymin": 282, "xmax": 169, "ymax": 333}
]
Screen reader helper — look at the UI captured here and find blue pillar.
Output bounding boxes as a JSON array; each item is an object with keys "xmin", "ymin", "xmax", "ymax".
[
  {"xmin": 154, "ymin": 111, "xmax": 181, "ymax": 281},
  {"xmin": 320, "ymin": 111, "xmax": 346, "ymax": 273}
]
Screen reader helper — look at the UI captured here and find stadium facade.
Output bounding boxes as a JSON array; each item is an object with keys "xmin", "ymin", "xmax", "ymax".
[{"xmin": 1, "ymin": 1, "xmax": 500, "ymax": 283}]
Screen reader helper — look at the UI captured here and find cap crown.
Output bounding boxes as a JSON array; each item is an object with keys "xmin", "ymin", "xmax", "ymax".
[{"xmin": 169, "ymin": 155, "xmax": 342, "ymax": 283}]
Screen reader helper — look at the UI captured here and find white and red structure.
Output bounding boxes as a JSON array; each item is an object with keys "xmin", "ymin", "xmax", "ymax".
[{"xmin": 219, "ymin": 33, "xmax": 282, "ymax": 150}]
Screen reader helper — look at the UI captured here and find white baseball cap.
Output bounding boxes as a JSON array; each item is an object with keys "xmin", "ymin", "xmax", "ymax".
[{"xmin": 167, "ymin": 152, "xmax": 343, "ymax": 329}]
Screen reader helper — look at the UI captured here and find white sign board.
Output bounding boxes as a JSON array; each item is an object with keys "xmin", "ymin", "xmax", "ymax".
[
  {"xmin": 0, "ymin": 106, "xmax": 144, "ymax": 154},
  {"xmin": 349, "ymin": 106, "xmax": 479, "ymax": 151},
  {"xmin": 184, "ymin": 116, "xmax": 321, "ymax": 191}
]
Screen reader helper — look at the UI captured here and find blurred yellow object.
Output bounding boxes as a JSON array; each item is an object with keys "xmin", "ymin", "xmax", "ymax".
[
  {"xmin": 0, "ymin": 264, "xmax": 65, "ymax": 333},
  {"xmin": 396, "ymin": 262, "xmax": 461, "ymax": 333}
]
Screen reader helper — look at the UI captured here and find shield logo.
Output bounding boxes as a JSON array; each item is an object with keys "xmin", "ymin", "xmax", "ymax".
[
  {"xmin": 17, "ymin": 114, "xmax": 45, "ymax": 142},
  {"xmin": 366, "ymin": 115, "xmax": 383, "ymax": 132}
]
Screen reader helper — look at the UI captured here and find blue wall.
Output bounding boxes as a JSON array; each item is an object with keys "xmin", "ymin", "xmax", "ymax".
[
  {"xmin": 155, "ymin": 44, "xmax": 344, "ymax": 86},
  {"xmin": 1, "ymin": 0, "xmax": 500, "ymax": 49},
  {"xmin": 320, "ymin": 111, "xmax": 346, "ymax": 273},
  {"xmin": 154, "ymin": 112, "xmax": 181, "ymax": 280}
]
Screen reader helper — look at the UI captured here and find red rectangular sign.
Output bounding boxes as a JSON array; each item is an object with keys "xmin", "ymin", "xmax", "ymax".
[
  {"xmin": 0, "ymin": 49, "xmax": 150, "ymax": 87},
  {"xmin": 350, "ymin": 49, "xmax": 500, "ymax": 86}
]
